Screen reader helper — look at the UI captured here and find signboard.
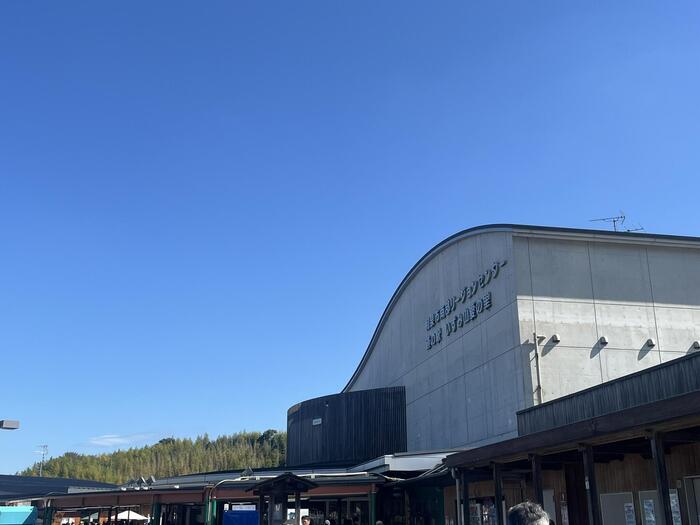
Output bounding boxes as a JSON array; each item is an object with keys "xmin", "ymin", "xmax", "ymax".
[
  {"xmin": 624, "ymin": 503, "xmax": 636, "ymax": 525},
  {"xmin": 643, "ymin": 499, "xmax": 656, "ymax": 525},
  {"xmin": 424, "ymin": 260, "xmax": 506, "ymax": 350},
  {"xmin": 670, "ymin": 492, "xmax": 682, "ymax": 525}
]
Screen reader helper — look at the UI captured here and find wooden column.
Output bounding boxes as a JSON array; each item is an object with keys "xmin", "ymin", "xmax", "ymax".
[
  {"xmin": 461, "ymin": 472, "xmax": 470, "ymax": 525},
  {"xmin": 493, "ymin": 463, "xmax": 504, "ymax": 525},
  {"xmin": 530, "ymin": 454, "xmax": 543, "ymax": 506},
  {"xmin": 650, "ymin": 432, "xmax": 674, "ymax": 525},
  {"xmin": 258, "ymin": 496, "xmax": 265, "ymax": 525},
  {"xmin": 454, "ymin": 471, "xmax": 463, "ymax": 525},
  {"xmin": 581, "ymin": 445, "xmax": 602, "ymax": 525},
  {"xmin": 295, "ymin": 492, "xmax": 301, "ymax": 525}
]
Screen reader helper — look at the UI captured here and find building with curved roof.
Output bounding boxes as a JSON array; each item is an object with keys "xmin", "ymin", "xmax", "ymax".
[{"xmin": 290, "ymin": 225, "xmax": 700, "ymax": 461}]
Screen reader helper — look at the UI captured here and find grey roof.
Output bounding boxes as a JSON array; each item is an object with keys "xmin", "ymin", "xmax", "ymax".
[{"xmin": 0, "ymin": 474, "xmax": 115, "ymax": 502}]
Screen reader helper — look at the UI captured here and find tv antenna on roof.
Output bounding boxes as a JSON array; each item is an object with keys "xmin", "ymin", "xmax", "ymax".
[{"xmin": 590, "ymin": 212, "xmax": 644, "ymax": 233}]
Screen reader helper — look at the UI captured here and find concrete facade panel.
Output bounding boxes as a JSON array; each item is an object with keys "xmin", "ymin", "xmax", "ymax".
[
  {"xmin": 482, "ymin": 303, "xmax": 518, "ymax": 362},
  {"xmin": 594, "ymin": 303, "xmax": 658, "ymax": 350},
  {"xmin": 528, "ymin": 238, "xmax": 593, "ymax": 300},
  {"xmin": 600, "ymin": 348, "xmax": 661, "ymax": 381},
  {"xmin": 464, "ymin": 367, "xmax": 487, "ymax": 443},
  {"xmin": 446, "ymin": 375, "xmax": 468, "ymax": 447},
  {"xmin": 462, "ymin": 325, "xmax": 484, "ymax": 374},
  {"xmin": 532, "ymin": 300, "xmax": 598, "ymax": 349},
  {"xmin": 484, "ymin": 350, "xmax": 519, "ymax": 436},
  {"xmin": 539, "ymin": 346, "xmax": 603, "ymax": 401},
  {"xmin": 513, "ymin": 237, "xmax": 533, "ymax": 297},
  {"xmin": 444, "ymin": 337, "xmax": 466, "ymax": 383},
  {"xmin": 654, "ymin": 306, "xmax": 700, "ymax": 352},
  {"xmin": 647, "ymin": 246, "xmax": 700, "ymax": 306},
  {"xmin": 589, "ymin": 243, "xmax": 653, "ymax": 304},
  {"xmin": 660, "ymin": 351, "xmax": 693, "ymax": 363},
  {"xmin": 427, "ymin": 387, "xmax": 448, "ymax": 448}
]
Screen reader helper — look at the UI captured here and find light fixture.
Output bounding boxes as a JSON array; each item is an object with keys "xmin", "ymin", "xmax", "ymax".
[
  {"xmin": 0, "ymin": 420, "xmax": 19, "ymax": 430},
  {"xmin": 646, "ymin": 338, "xmax": 656, "ymax": 347},
  {"xmin": 599, "ymin": 336, "xmax": 608, "ymax": 345},
  {"xmin": 693, "ymin": 341, "xmax": 700, "ymax": 350},
  {"xmin": 551, "ymin": 334, "xmax": 561, "ymax": 343}
]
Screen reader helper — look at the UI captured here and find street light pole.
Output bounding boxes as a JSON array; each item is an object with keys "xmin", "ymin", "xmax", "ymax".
[{"xmin": 0, "ymin": 420, "xmax": 20, "ymax": 430}]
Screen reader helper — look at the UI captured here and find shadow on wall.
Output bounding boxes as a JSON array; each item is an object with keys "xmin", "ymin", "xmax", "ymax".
[
  {"xmin": 637, "ymin": 342, "xmax": 654, "ymax": 361},
  {"xmin": 540, "ymin": 336, "xmax": 559, "ymax": 357},
  {"xmin": 589, "ymin": 340, "xmax": 605, "ymax": 359},
  {"xmin": 540, "ymin": 334, "xmax": 698, "ymax": 361}
]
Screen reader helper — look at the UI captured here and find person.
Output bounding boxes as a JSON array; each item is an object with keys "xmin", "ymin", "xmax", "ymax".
[
  {"xmin": 376, "ymin": 521, "xmax": 384, "ymax": 525},
  {"xmin": 301, "ymin": 517, "xmax": 312, "ymax": 525},
  {"xmin": 507, "ymin": 502, "xmax": 549, "ymax": 525}
]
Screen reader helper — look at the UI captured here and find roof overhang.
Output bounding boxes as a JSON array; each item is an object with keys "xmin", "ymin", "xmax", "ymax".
[{"xmin": 444, "ymin": 389, "xmax": 700, "ymax": 469}]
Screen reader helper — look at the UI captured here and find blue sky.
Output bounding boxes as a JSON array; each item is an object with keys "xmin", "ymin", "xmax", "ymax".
[{"xmin": 1, "ymin": 1, "xmax": 699, "ymax": 474}]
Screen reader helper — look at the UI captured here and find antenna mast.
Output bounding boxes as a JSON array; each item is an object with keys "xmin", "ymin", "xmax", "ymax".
[{"xmin": 590, "ymin": 212, "xmax": 626, "ymax": 232}]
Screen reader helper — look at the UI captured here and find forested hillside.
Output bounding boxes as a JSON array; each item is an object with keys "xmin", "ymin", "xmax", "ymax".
[{"xmin": 19, "ymin": 430, "xmax": 286, "ymax": 484}]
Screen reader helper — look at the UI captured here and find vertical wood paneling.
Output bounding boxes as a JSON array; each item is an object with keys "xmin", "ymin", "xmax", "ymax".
[
  {"xmin": 287, "ymin": 387, "xmax": 407, "ymax": 467},
  {"xmin": 518, "ymin": 352, "xmax": 700, "ymax": 435}
]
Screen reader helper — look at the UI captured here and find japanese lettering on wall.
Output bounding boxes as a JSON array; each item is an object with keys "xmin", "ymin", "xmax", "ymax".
[{"xmin": 425, "ymin": 259, "xmax": 507, "ymax": 350}]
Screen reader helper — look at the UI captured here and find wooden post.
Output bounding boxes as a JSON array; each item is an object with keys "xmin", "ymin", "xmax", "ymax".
[
  {"xmin": 530, "ymin": 454, "xmax": 544, "ymax": 506},
  {"xmin": 461, "ymin": 472, "xmax": 469, "ymax": 525},
  {"xmin": 151, "ymin": 503, "xmax": 161, "ymax": 525},
  {"xmin": 295, "ymin": 492, "xmax": 301, "ymax": 525},
  {"xmin": 581, "ymin": 445, "xmax": 602, "ymax": 525},
  {"xmin": 258, "ymin": 496, "xmax": 265, "ymax": 525},
  {"xmin": 454, "ymin": 471, "xmax": 463, "ymax": 525},
  {"xmin": 650, "ymin": 432, "xmax": 674, "ymax": 525},
  {"xmin": 493, "ymin": 463, "xmax": 504, "ymax": 525}
]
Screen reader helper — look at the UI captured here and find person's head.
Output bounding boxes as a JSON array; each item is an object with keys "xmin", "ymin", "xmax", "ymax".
[
  {"xmin": 301, "ymin": 517, "xmax": 311, "ymax": 525},
  {"xmin": 507, "ymin": 502, "xmax": 549, "ymax": 525},
  {"xmin": 376, "ymin": 521, "xmax": 384, "ymax": 525}
]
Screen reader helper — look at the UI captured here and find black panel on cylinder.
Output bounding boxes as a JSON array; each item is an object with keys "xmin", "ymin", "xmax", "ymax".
[{"xmin": 286, "ymin": 386, "xmax": 407, "ymax": 467}]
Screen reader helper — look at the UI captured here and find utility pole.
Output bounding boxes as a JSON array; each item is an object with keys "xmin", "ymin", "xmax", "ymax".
[{"xmin": 37, "ymin": 444, "xmax": 48, "ymax": 477}]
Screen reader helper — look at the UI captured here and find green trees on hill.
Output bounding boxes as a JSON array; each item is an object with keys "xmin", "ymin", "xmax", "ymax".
[{"xmin": 19, "ymin": 431, "xmax": 286, "ymax": 484}]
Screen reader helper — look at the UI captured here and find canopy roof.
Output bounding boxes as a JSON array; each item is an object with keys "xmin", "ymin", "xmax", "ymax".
[{"xmin": 245, "ymin": 473, "xmax": 318, "ymax": 496}]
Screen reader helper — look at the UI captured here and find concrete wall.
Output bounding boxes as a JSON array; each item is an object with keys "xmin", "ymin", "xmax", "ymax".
[
  {"xmin": 514, "ymin": 234, "xmax": 700, "ymax": 403},
  {"xmin": 347, "ymin": 230, "xmax": 529, "ymax": 451},
  {"xmin": 347, "ymin": 226, "xmax": 700, "ymax": 452}
]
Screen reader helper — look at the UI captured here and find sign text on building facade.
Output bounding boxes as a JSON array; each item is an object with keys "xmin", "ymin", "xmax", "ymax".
[{"xmin": 425, "ymin": 259, "xmax": 506, "ymax": 350}]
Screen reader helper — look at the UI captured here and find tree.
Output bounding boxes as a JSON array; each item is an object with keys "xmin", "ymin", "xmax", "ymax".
[{"xmin": 19, "ymin": 430, "xmax": 287, "ymax": 484}]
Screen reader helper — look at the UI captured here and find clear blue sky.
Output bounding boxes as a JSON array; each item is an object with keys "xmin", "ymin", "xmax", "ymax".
[{"xmin": 1, "ymin": 1, "xmax": 699, "ymax": 475}]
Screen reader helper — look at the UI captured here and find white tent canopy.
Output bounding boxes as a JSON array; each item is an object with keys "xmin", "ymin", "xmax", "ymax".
[{"xmin": 84, "ymin": 511, "xmax": 149, "ymax": 522}]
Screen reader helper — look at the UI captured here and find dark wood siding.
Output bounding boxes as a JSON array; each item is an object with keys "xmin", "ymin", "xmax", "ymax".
[
  {"xmin": 518, "ymin": 352, "xmax": 700, "ymax": 435},
  {"xmin": 286, "ymin": 386, "xmax": 407, "ymax": 467}
]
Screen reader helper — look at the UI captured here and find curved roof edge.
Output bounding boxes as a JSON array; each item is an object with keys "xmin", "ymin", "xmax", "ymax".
[{"xmin": 342, "ymin": 223, "xmax": 700, "ymax": 392}]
